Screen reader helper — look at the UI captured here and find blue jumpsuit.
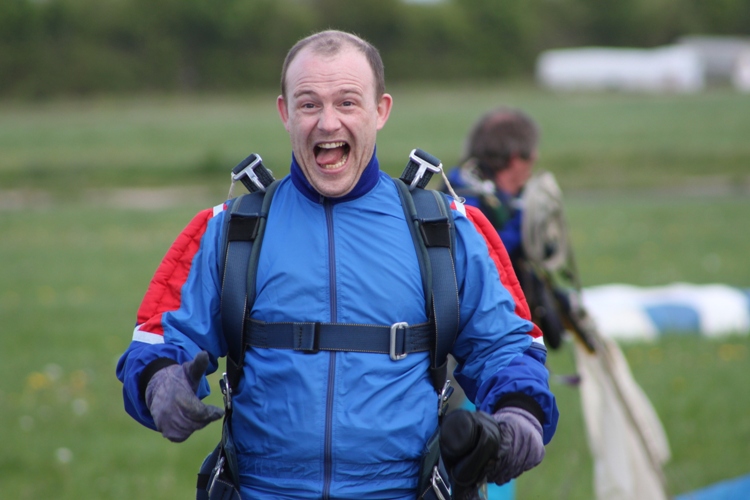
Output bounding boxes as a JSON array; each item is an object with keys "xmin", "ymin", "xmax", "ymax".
[{"xmin": 117, "ymin": 153, "xmax": 558, "ymax": 499}]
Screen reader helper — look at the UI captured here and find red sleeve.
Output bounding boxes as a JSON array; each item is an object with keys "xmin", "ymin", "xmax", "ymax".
[
  {"xmin": 135, "ymin": 208, "xmax": 215, "ymax": 336},
  {"xmin": 463, "ymin": 204, "xmax": 543, "ymax": 340}
]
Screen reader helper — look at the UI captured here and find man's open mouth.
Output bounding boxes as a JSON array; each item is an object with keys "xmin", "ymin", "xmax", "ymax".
[{"xmin": 315, "ymin": 141, "xmax": 350, "ymax": 169}]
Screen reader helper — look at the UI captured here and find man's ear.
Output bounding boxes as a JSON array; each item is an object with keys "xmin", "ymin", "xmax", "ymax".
[
  {"xmin": 376, "ymin": 93, "xmax": 393, "ymax": 131},
  {"xmin": 277, "ymin": 95, "xmax": 290, "ymax": 131}
]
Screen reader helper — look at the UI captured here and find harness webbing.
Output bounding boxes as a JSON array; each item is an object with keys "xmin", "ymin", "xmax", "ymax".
[
  {"xmin": 209, "ymin": 155, "xmax": 459, "ymax": 499},
  {"xmin": 220, "ymin": 180, "xmax": 280, "ymax": 389},
  {"xmin": 219, "ymin": 176, "xmax": 459, "ymax": 394},
  {"xmin": 393, "ymin": 180, "xmax": 459, "ymax": 393},
  {"xmin": 244, "ymin": 318, "xmax": 433, "ymax": 355}
]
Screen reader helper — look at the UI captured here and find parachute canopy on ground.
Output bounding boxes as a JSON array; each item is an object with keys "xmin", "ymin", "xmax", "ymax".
[{"xmin": 582, "ymin": 283, "xmax": 750, "ymax": 341}]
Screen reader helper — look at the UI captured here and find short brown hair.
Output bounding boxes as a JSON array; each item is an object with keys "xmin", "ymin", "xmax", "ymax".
[
  {"xmin": 465, "ymin": 107, "xmax": 539, "ymax": 178},
  {"xmin": 280, "ymin": 30, "xmax": 386, "ymax": 102}
]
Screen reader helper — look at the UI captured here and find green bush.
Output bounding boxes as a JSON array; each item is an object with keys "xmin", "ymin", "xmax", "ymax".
[{"xmin": 2, "ymin": 0, "xmax": 748, "ymax": 98}]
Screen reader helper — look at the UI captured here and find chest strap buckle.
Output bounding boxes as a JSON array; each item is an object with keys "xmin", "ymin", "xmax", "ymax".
[{"xmin": 390, "ymin": 322, "xmax": 409, "ymax": 361}]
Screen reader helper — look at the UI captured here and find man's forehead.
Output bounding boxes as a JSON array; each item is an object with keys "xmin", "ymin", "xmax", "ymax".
[
  {"xmin": 292, "ymin": 45, "xmax": 364, "ymax": 70},
  {"xmin": 287, "ymin": 48, "xmax": 374, "ymax": 95},
  {"xmin": 295, "ymin": 43, "xmax": 368, "ymax": 68}
]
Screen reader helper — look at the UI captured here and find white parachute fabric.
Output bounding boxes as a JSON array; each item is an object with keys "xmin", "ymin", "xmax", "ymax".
[
  {"xmin": 521, "ymin": 172, "xmax": 671, "ymax": 500},
  {"xmin": 575, "ymin": 335, "xmax": 671, "ymax": 500}
]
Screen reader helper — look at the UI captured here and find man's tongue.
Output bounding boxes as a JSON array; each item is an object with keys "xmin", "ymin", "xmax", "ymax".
[{"xmin": 316, "ymin": 145, "xmax": 346, "ymax": 168}]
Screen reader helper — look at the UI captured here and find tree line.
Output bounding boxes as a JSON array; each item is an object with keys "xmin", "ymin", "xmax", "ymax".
[{"xmin": 1, "ymin": 0, "xmax": 748, "ymax": 98}]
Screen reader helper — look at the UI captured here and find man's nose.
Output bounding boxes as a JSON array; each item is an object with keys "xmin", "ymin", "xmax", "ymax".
[{"xmin": 317, "ymin": 106, "xmax": 341, "ymax": 132}]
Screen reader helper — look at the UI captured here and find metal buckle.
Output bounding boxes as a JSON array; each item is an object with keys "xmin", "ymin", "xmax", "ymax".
[
  {"xmin": 220, "ymin": 372, "xmax": 232, "ymax": 411},
  {"xmin": 208, "ymin": 455, "xmax": 225, "ymax": 494},
  {"xmin": 438, "ymin": 379, "xmax": 453, "ymax": 416},
  {"xmin": 389, "ymin": 322, "xmax": 409, "ymax": 361},
  {"xmin": 232, "ymin": 153, "xmax": 267, "ymax": 193},
  {"xmin": 408, "ymin": 148, "xmax": 443, "ymax": 191},
  {"xmin": 431, "ymin": 465, "xmax": 451, "ymax": 500}
]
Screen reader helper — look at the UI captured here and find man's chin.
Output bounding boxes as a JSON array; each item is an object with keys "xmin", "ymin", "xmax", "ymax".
[{"xmin": 311, "ymin": 178, "xmax": 355, "ymax": 198}]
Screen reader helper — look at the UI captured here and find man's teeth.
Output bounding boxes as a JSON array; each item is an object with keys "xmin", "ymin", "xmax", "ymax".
[{"xmin": 319, "ymin": 141, "xmax": 346, "ymax": 149}]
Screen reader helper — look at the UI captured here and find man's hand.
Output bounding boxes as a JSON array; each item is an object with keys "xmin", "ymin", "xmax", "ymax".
[
  {"xmin": 486, "ymin": 407, "xmax": 545, "ymax": 485},
  {"xmin": 440, "ymin": 410, "xmax": 500, "ymax": 490},
  {"xmin": 145, "ymin": 351, "xmax": 224, "ymax": 442},
  {"xmin": 440, "ymin": 407, "xmax": 545, "ymax": 492}
]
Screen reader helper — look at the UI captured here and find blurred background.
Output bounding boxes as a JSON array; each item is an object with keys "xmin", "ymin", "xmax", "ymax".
[
  {"xmin": 1, "ymin": 0, "xmax": 749, "ymax": 498},
  {"xmin": 1, "ymin": 0, "xmax": 749, "ymax": 97}
]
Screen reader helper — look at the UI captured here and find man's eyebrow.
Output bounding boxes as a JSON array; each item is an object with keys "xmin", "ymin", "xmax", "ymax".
[
  {"xmin": 292, "ymin": 86, "xmax": 366, "ymax": 102},
  {"xmin": 293, "ymin": 89, "xmax": 318, "ymax": 99},
  {"xmin": 336, "ymin": 87, "xmax": 364, "ymax": 97}
]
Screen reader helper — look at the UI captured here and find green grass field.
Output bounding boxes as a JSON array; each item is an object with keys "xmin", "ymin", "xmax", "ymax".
[
  {"xmin": 2, "ymin": 83, "xmax": 749, "ymax": 192},
  {"xmin": 1, "ymin": 86, "xmax": 749, "ymax": 498}
]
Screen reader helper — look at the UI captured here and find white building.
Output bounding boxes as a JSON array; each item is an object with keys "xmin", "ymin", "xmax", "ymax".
[
  {"xmin": 677, "ymin": 35, "xmax": 750, "ymax": 84},
  {"xmin": 536, "ymin": 45, "xmax": 705, "ymax": 93},
  {"xmin": 733, "ymin": 49, "xmax": 750, "ymax": 92}
]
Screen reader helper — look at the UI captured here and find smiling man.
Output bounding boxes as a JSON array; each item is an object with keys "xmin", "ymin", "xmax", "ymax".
[
  {"xmin": 116, "ymin": 30, "xmax": 558, "ymax": 500},
  {"xmin": 277, "ymin": 34, "xmax": 392, "ymax": 198}
]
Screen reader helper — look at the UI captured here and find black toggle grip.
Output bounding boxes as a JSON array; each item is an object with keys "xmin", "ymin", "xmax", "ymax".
[
  {"xmin": 440, "ymin": 410, "xmax": 502, "ymax": 488},
  {"xmin": 232, "ymin": 153, "xmax": 275, "ymax": 193},
  {"xmin": 399, "ymin": 148, "xmax": 443, "ymax": 190}
]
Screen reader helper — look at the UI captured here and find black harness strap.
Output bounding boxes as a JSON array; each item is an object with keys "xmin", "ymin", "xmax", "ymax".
[
  {"xmin": 212, "ymin": 152, "xmax": 459, "ymax": 500},
  {"xmin": 220, "ymin": 165, "xmax": 459, "ymax": 395},
  {"xmin": 394, "ymin": 180, "xmax": 459, "ymax": 393},
  {"xmin": 244, "ymin": 319, "xmax": 433, "ymax": 356},
  {"xmin": 220, "ymin": 180, "xmax": 280, "ymax": 389}
]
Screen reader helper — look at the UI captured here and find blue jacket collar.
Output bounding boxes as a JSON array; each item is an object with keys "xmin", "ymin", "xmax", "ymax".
[{"xmin": 290, "ymin": 148, "xmax": 380, "ymax": 204}]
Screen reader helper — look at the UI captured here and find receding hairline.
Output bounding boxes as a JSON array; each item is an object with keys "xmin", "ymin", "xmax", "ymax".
[{"xmin": 280, "ymin": 30, "xmax": 386, "ymax": 101}]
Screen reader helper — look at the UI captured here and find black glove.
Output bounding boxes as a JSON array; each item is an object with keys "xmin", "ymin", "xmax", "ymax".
[
  {"xmin": 440, "ymin": 407, "xmax": 545, "ymax": 494},
  {"xmin": 145, "ymin": 351, "xmax": 224, "ymax": 443},
  {"xmin": 440, "ymin": 410, "xmax": 501, "ymax": 495}
]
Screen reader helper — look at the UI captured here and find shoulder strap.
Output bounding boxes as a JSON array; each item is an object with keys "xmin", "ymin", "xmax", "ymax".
[
  {"xmin": 393, "ymin": 178, "xmax": 459, "ymax": 394},
  {"xmin": 220, "ymin": 180, "xmax": 281, "ymax": 388}
]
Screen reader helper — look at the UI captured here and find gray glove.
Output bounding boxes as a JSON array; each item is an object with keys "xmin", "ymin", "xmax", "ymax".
[
  {"xmin": 486, "ymin": 407, "xmax": 545, "ymax": 485},
  {"xmin": 145, "ymin": 351, "xmax": 224, "ymax": 443}
]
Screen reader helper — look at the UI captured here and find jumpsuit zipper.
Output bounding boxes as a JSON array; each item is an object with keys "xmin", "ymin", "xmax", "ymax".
[{"xmin": 323, "ymin": 199, "xmax": 337, "ymax": 500}]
